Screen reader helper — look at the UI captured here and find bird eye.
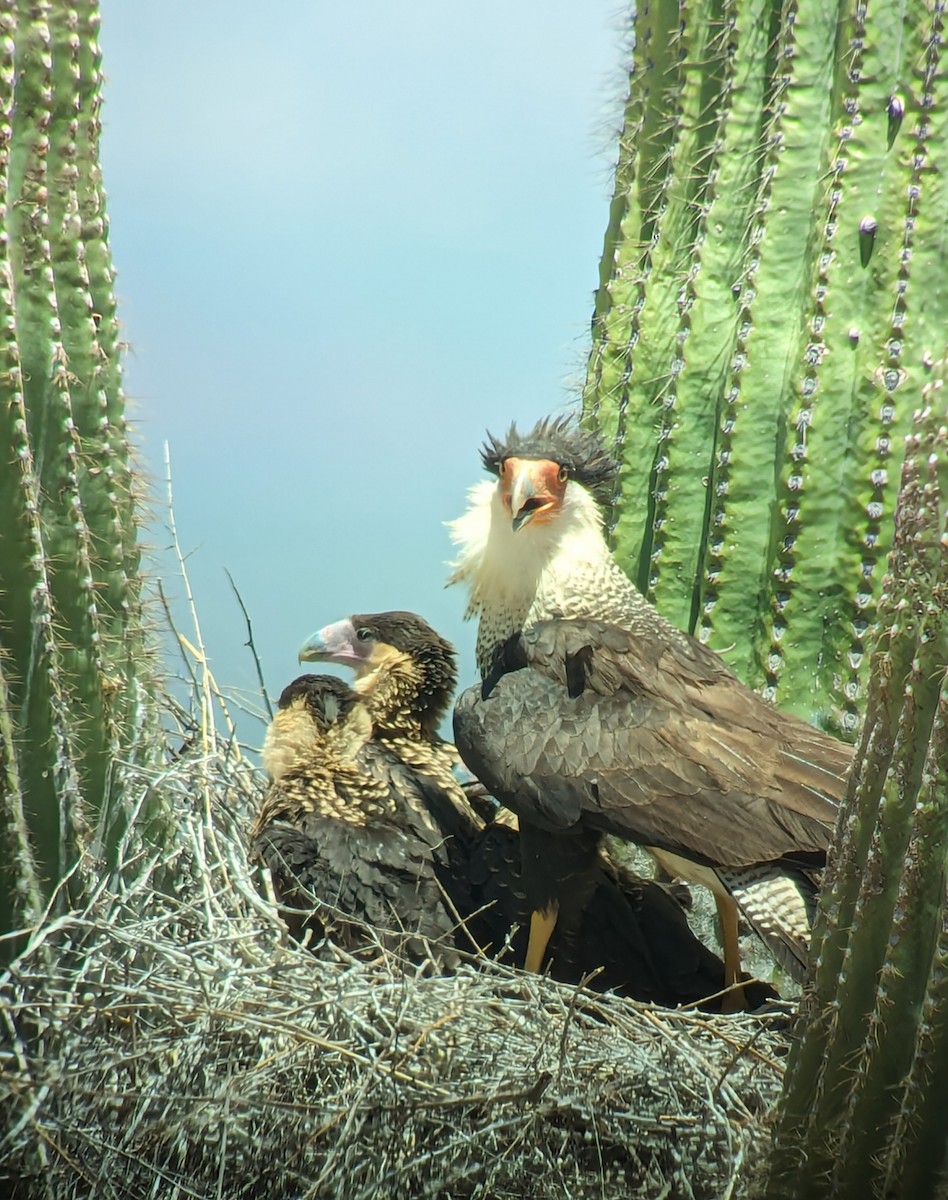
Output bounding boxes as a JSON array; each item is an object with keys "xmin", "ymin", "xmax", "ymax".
[
  {"xmin": 557, "ymin": 465, "xmax": 569, "ymax": 484},
  {"xmin": 356, "ymin": 628, "xmax": 373, "ymax": 642}
]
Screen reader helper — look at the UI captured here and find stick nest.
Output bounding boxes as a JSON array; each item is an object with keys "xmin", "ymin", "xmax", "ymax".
[{"xmin": 1, "ymin": 724, "xmax": 788, "ymax": 1200}]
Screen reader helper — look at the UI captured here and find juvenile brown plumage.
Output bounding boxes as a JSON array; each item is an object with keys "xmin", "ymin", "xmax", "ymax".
[
  {"xmin": 305, "ymin": 610, "xmax": 457, "ymax": 735},
  {"xmin": 301, "ymin": 609, "xmax": 763, "ymax": 1008},
  {"xmin": 300, "ymin": 611, "xmax": 485, "ymax": 900},
  {"xmin": 301, "ymin": 610, "xmax": 469, "ymax": 800},
  {"xmin": 251, "ymin": 674, "xmax": 463, "ymax": 965},
  {"xmin": 449, "ymin": 415, "xmax": 853, "ymax": 998}
]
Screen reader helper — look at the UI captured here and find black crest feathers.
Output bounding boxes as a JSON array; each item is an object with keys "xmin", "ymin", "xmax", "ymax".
[{"xmin": 480, "ymin": 415, "xmax": 618, "ymax": 494}]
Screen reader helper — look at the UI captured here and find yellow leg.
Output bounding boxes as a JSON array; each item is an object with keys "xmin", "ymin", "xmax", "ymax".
[
  {"xmin": 715, "ymin": 892, "xmax": 747, "ymax": 1012},
  {"xmin": 525, "ymin": 904, "xmax": 560, "ymax": 974}
]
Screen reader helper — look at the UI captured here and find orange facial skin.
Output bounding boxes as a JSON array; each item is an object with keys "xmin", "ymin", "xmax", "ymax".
[{"xmin": 498, "ymin": 457, "xmax": 569, "ymax": 532}]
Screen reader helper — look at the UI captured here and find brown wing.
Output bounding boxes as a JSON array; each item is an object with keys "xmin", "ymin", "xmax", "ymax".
[
  {"xmin": 253, "ymin": 766, "xmax": 462, "ymax": 963},
  {"xmin": 356, "ymin": 736, "xmax": 740, "ymax": 1003},
  {"xmin": 359, "ymin": 737, "xmax": 483, "ymax": 845},
  {"xmin": 464, "ymin": 811, "xmax": 752, "ymax": 1007},
  {"xmin": 455, "ymin": 617, "xmax": 852, "ymax": 870}
]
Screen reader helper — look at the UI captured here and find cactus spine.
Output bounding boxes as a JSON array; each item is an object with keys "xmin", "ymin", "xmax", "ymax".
[
  {"xmin": 765, "ymin": 395, "xmax": 948, "ymax": 1198},
  {"xmin": 586, "ymin": 1, "xmax": 948, "ymax": 1192},
  {"xmin": 0, "ymin": 1, "xmax": 157, "ymax": 942},
  {"xmin": 584, "ymin": 0, "xmax": 945, "ymax": 738}
]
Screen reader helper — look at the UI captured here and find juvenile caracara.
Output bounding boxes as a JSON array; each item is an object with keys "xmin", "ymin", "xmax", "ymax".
[
  {"xmin": 448, "ymin": 416, "xmax": 852, "ymax": 1002},
  {"xmin": 301, "ymin": 610, "xmax": 474, "ymax": 819},
  {"xmin": 251, "ymin": 673, "xmax": 464, "ymax": 966},
  {"xmin": 300, "ymin": 609, "xmax": 759, "ymax": 1008}
]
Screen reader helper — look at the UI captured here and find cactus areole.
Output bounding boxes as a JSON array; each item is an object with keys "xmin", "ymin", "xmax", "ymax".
[{"xmin": 0, "ymin": 3, "xmax": 158, "ymax": 942}]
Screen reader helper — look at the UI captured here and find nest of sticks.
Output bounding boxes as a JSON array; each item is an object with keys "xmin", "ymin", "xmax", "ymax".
[{"xmin": 0, "ymin": 698, "xmax": 790, "ymax": 1200}]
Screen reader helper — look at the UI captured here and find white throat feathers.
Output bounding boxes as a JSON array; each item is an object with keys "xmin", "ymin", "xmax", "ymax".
[
  {"xmin": 448, "ymin": 476, "xmax": 623, "ymax": 671},
  {"xmin": 448, "ymin": 479, "xmax": 607, "ymax": 610}
]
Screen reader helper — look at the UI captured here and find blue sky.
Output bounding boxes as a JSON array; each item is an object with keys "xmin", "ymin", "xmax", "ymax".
[{"xmin": 97, "ymin": 2, "xmax": 628, "ymax": 743}]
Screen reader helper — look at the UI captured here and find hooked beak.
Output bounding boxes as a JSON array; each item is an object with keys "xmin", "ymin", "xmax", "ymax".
[
  {"xmin": 505, "ymin": 458, "xmax": 559, "ymax": 532},
  {"xmin": 299, "ymin": 618, "xmax": 361, "ymax": 666}
]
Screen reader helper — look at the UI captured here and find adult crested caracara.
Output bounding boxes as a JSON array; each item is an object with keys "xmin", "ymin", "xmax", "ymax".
[
  {"xmin": 448, "ymin": 415, "xmax": 853, "ymax": 999},
  {"xmin": 300, "ymin": 609, "xmax": 765, "ymax": 1009},
  {"xmin": 251, "ymin": 673, "xmax": 464, "ymax": 965}
]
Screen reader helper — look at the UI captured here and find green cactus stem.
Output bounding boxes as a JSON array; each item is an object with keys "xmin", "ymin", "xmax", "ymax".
[
  {"xmin": 585, "ymin": 6, "xmax": 948, "ymax": 1188},
  {"xmin": 584, "ymin": 0, "xmax": 946, "ymax": 738},
  {"xmin": 0, "ymin": 1, "xmax": 158, "ymax": 945},
  {"xmin": 765, "ymin": 394, "xmax": 948, "ymax": 1199}
]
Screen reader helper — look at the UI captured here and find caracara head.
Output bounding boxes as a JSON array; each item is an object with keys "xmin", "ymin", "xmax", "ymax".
[
  {"xmin": 448, "ymin": 415, "xmax": 617, "ymax": 619},
  {"xmin": 480, "ymin": 415, "xmax": 618, "ymax": 532},
  {"xmin": 299, "ymin": 610, "xmax": 457, "ymax": 733},
  {"xmin": 262, "ymin": 673, "xmax": 370, "ymax": 783}
]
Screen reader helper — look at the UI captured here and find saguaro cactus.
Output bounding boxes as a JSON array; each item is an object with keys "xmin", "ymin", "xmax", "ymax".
[
  {"xmin": 765, "ymin": 394, "xmax": 948, "ymax": 1199},
  {"xmin": 584, "ymin": 0, "xmax": 946, "ymax": 738},
  {"xmin": 585, "ymin": 1, "xmax": 948, "ymax": 1192},
  {"xmin": 0, "ymin": 1, "xmax": 157, "ymax": 941}
]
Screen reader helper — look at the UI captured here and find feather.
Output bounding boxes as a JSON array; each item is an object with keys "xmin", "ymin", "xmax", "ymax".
[
  {"xmin": 289, "ymin": 610, "xmax": 751, "ymax": 1006},
  {"xmin": 449, "ymin": 415, "xmax": 855, "ymax": 987}
]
